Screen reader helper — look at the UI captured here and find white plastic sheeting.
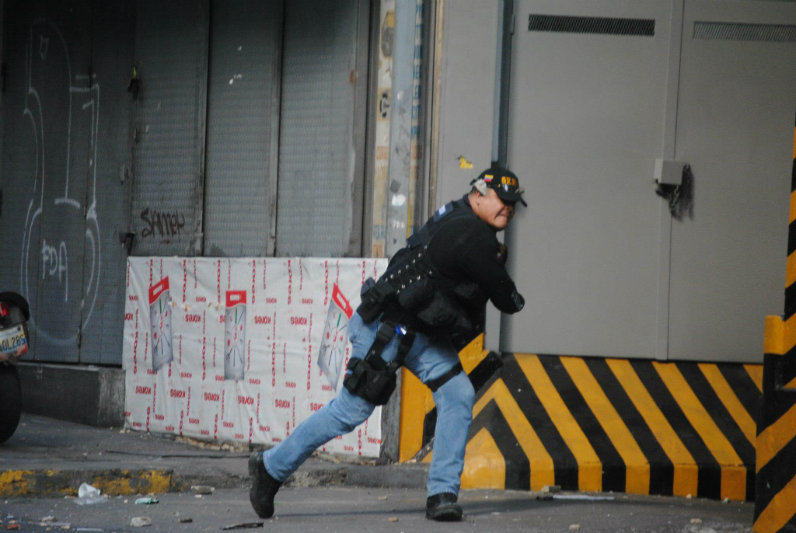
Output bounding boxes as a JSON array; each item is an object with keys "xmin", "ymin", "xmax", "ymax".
[{"xmin": 123, "ymin": 257, "xmax": 387, "ymax": 458}]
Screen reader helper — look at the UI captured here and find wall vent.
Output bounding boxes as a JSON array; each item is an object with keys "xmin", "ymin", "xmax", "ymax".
[
  {"xmin": 528, "ymin": 14, "xmax": 654, "ymax": 36},
  {"xmin": 693, "ymin": 21, "xmax": 796, "ymax": 42}
]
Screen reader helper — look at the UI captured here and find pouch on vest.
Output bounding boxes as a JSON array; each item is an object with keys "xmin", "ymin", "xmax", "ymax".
[
  {"xmin": 415, "ymin": 291, "xmax": 459, "ymax": 329},
  {"xmin": 358, "ymin": 277, "xmax": 393, "ymax": 323},
  {"xmin": 396, "ymin": 276, "xmax": 434, "ymax": 311}
]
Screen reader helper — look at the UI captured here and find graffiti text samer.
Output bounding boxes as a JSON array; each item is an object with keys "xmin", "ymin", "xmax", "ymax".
[{"xmin": 140, "ymin": 208, "xmax": 186, "ymax": 239}]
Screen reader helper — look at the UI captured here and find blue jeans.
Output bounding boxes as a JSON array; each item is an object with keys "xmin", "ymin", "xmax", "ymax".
[{"xmin": 262, "ymin": 312, "xmax": 475, "ymax": 497}]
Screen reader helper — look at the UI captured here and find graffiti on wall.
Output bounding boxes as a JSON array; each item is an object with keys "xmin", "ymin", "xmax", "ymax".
[
  {"xmin": 19, "ymin": 19, "xmax": 101, "ymax": 345},
  {"xmin": 139, "ymin": 208, "xmax": 186, "ymax": 240}
]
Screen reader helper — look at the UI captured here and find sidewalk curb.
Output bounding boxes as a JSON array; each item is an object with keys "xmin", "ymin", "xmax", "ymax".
[
  {"xmin": 0, "ymin": 469, "xmax": 173, "ymax": 498},
  {"xmin": 0, "ymin": 462, "xmax": 430, "ymax": 498},
  {"xmin": 164, "ymin": 461, "xmax": 429, "ymax": 492}
]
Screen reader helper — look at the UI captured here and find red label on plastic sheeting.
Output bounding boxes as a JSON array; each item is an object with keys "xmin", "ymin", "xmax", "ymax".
[
  {"xmin": 226, "ymin": 290, "xmax": 246, "ymax": 308},
  {"xmin": 332, "ymin": 284, "xmax": 353, "ymax": 319},
  {"xmin": 148, "ymin": 277, "xmax": 169, "ymax": 304}
]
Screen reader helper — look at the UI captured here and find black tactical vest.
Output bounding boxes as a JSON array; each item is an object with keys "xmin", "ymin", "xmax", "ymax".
[{"xmin": 357, "ymin": 198, "xmax": 486, "ymax": 344}]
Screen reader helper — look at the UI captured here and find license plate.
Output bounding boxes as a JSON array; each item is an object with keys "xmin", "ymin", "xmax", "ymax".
[{"xmin": 0, "ymin": 325, "xmax": 27, "ymax": 355}]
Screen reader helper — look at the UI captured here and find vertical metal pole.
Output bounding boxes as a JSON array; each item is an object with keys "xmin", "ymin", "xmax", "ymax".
[
  {"xmin": 754, "ymin": 116, "xmax": 796, "ymax": 532},
  {"xmin": 493, "ymin": 0, "xmax": 513, "ymax": 167},
  {"xmin": 486, "ymin": 0, "xmax": 513, "ymax": 352},
  {"xmin": 382, "ymin": 0, "xmax": 424, "ymax": 463},
  {"xmin": 426, "ymin": 0, "xmax": 444, "ymax": 215},
  {"xmin": 385, "ymin": 0, "xmax": 422, "ymax": 257}
]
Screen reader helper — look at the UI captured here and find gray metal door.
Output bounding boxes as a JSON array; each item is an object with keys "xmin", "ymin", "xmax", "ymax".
[
  {"xmin": 667, "ymin": 0, "xmax": 796, "ymax": 362},
  {"xmin": 77, "ymin": 0, "xmax": 136, "ymax": 364},
  {"xmin": 202, "ymin": 0, "xmax": 282, "ymax": 257},
  {"xmin": 0, "ymin": 0, "xmax": 136, "ymax": 364},
  {"xmin": 0, "ymin": 0, "xmax": 94, "ymax": 362},
  {"xmin": 275, "ymin": 0, "xmax": 369, "ymax": 257},
  {"xmin": 130, "ymin": 0, "xmax": 209, "ymax": 256},
  {"xmin": 500, "ymin": 0, "xmax": 673, "ymax": 358}
]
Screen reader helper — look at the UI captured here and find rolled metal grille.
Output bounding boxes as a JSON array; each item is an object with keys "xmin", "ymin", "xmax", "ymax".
[
  {"xmin": 693, "ymin": 21, "xmax": 796, "ymax": 42},
  {"xmin": 528, "ymin": 14, "xmax": 654, "ymax": 36}
]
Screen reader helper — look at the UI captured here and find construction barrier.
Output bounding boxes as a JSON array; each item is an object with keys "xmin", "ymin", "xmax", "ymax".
[
  {"xmin": 401, "ymin": 336, "xmax": 762, "ymax": 501},
  {"xmin": 752, "ymin": 120, "xmax": 796, "ymax": 533}
]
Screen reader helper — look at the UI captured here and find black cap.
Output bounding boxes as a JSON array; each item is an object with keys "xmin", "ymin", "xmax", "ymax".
[{"xmin": 475, "ymin": 166, "xmax": 527, "ymax": 207}]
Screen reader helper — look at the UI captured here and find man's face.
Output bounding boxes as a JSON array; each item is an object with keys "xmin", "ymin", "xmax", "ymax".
[{"xmin": 472, "ymin": 188, "xmax": 515, "ymax": 230}]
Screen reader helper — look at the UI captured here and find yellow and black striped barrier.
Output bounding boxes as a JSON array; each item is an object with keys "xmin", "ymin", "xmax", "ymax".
[
  {"xmin": 752, "ymin": 119, "xmax": 796, "ymax": 533},
  {"xmin": 400, "ymin": 336, "xmax": 761, "ymax": 501}
]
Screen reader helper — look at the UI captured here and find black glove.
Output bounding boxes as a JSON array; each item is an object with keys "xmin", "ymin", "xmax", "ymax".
[{"xmin": 510, "ymin": 290, "xmax": 525, "ymax": 312}]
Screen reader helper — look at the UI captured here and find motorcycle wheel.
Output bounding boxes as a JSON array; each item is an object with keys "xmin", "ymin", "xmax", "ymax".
[{"xmin": 0, "ymin": 364, "xmax": 22, "ymax": 444}]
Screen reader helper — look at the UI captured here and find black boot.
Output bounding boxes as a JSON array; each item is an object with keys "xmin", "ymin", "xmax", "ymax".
[
  {"xmin": 248, "ymin": 452, "xmax": 281, "ymax": 518},
  {"xmin": 425, "ymin": 492, "xmax": 463, "ymax": 521}
]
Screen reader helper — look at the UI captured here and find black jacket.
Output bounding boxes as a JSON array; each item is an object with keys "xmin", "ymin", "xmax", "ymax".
[{"xmin": 380, "ymin": 195, "xmax": 524, "ymax": 347}]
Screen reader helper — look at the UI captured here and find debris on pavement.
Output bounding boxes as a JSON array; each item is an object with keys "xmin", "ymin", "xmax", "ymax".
[
  {"xmin": 178, "ymin": 517, "xmax": 194, "ymax": 523},
  {"xmin": 38, "ymin": 521, "xmax": 71, "ymax": 528},
  {"xmin": 220, "ymin": 521, "xmax": 264, "ymax": 530},
  {"xmin": 134, "ymin": 497, "xmax": 160, "ymax": 505},
  {"xmin": 75, "ymin": 483, "xmax": 109, "ymax": 505},
  {"xmin": 553, "ymin": 494, "xmax": 615, "ymax": 501},
  {"xmin": 131, "ymin": 516, "xmax": 152, "ymax": 527},
  {"xmin": 191, "ymin": 485, "xmax": 215, "ymax": 495},
  {"xmin": 569, "ymin": 524, "xmax": 580, "ymax": 530},
  {"xmin": 691, "ymin": 518, "xmax": 702, "ymax": 524},
  {"xmin": 388, "ymin": 517, "xmax": 399, "ymax": 522}
]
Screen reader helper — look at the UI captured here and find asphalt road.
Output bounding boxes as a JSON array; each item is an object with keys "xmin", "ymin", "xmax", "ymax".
[{"xmin": 1, "ymin": 486, "xmax": 753, "ymax": 533}]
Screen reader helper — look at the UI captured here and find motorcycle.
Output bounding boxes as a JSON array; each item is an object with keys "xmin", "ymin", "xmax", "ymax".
[{"xmin": 0, "ymin": 292, "xmax": 30, "ymax": 444}]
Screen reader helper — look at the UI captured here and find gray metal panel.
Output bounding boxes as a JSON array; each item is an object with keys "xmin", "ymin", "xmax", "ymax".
[
  {"xmin": 203, "ymin": 0, "xmax": 282, "ymax": 257},
  {"xmin": 435, "ymin": 0, "xmax": 499, "ymax": 208},
  {"xmin": 275, "ymin": 0, "xmax": 362, "ymax": 257},
  {"xmin": 130, "ymin": 0, "xmax": 208, "ymax": 256},
  {"xmin": 0, "ymin": 0, "xmax": 94, "ymax": 362},
  {"xmin": 77, "ymin": 0, "xmax": 136, "ymax": 365},
  {"xmin": 667, "ymin": 0, "xmax": 796, "ymax": 363},
  {"xmin": 500, "ymin": 0, "xmax": 673, "ymax": 357}
]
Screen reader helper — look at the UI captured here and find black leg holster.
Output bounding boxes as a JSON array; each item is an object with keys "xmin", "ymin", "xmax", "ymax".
[{"xmin": 343, "ymin": 321, "xmax": 415, "ymax": 405}]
